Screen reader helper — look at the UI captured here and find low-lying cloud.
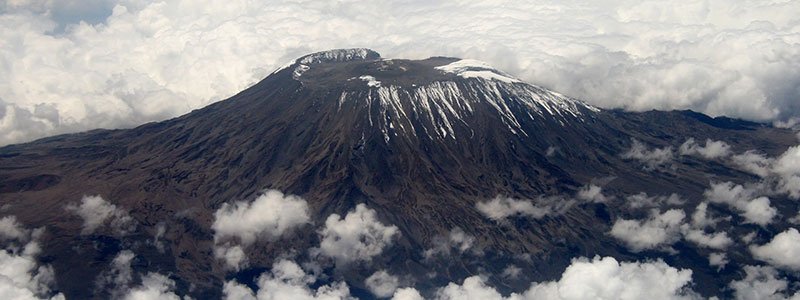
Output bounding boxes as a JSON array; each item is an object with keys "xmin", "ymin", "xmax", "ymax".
[
  {"xmin": 0, "ymin": 216, "xmax": 65, "ymax": 300},
  {"xmin": 211, "ymin": 190, "xmax": 310, "ymax": 270},
  {"xmin": 314, "ymin": 204, "xmax": 400, "ymax": 265},
  {"xmin": 1, "ymin": 0, "xmax": 799, "ymax": 146},
  {"xmin": 476, "ymin": 196, "xmax": 574, "ymax": 221},
  {"xmin": 65, "ymin": 195, "xmax": 135, "ymax": 235}
]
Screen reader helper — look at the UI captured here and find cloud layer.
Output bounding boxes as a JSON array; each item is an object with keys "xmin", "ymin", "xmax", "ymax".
[{"xmin": 1, "ymin": 0, "xmax": 799, "ymax": 145}]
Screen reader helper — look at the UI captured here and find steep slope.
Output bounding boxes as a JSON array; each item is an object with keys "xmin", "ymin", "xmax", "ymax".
[{"xmin": 0, "ymin": 49, "xmax": 797, "ymax": 299}]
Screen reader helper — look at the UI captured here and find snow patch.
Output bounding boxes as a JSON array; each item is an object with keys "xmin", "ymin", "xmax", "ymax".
[
  {"xmin": 435, "ymin": 59, "xmax": 520, "ymax": 83},
  {"xmin": 359, "ymin": 75, "xmax": 381, "ymax": 87}
]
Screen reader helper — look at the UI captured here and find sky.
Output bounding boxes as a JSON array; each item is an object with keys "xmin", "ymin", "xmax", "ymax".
[{"xmin": 0, "ymin": 0, "xmax": 799, "ymax": 146}]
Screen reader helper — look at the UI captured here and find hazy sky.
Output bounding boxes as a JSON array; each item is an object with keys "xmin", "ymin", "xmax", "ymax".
[{"xmin": 1, "ymin": 0, "xmax": 798, "ymax": 145}]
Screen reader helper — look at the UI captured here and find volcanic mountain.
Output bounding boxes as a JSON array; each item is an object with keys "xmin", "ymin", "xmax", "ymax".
[{"xmin": 1, "ymin": 48, "xmax": 798, "ymax": 299}]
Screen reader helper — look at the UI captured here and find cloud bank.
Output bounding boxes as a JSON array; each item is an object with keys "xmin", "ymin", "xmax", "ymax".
[
  {"xmin": 1, "ymin": 0, "xmax": 799, "ymax": 146},
  {"xmin": 0, "ymin": 216, "xmax": 65, "ymax": 300}
]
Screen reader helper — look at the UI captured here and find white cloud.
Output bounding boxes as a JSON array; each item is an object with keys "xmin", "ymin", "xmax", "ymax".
[
  {"xmin": 315, "ymin": 204, "xmax": 399, "ymax": 265},
  {"xmin": 365, "ymin": 270, "xmax": 399, "ymax": 298},
  {"xmin": 212, "ymin": 190, "xmax": 310, "ymax": 245},
  {"xmin": 121, "ymin": 273, "xmax": 181, "ymax": 300},
  {"xmin": 626, "ymin": 192, "xmax": 684, "ymax": 209},
  {"xmin": 679, "ymin": 138, "xmax": 732, "ymax": 159},
  {"xmin": 772, "ymin": 146, "xmax": 800, "ymax": 199},
  {"xmin": 681, "ymin": 225, "xmax": 733, "ymax": 250},
  {"xmin": 436, "ymin": 256, "xmax": 698, "ymax": 300},
  {"xmin": 214, "ymin": 243, "xmax": 247, "ymax": 271},
  {"xmin": 391, "ymin": 288, "xmax": 424, "ymax": 300},
  {"xmin": 576, "ymin": 184, "xmax": 609, "ymax": 203},
  {"xmin": 2, "ymin": 0, "xmax": 799, "ymax": 146},
  {"xmin": 476, "ymin": 196, "xmax": 574, "ymax": 221},
  {"xmin": 704, "ymin": 182, "xmax": 777, "ymax": 226},
  {"xmin": 749, "ymin": 228, "xmax": 800, "ymax": 271},
  {"xmin": 211, "ymin": 190, "xmax": 310, "ymax": 269},
  {"xmin": 222, "ymin": 259, "xmax": 354, "ymax": 300},
  {"xmin": 96, "ymin": 250, "xmax": 135, "ymax": 298},
  {"xmin": 0, "ymin": 216, "xmax": 65, "ymax": 300},
  {"xmin": 708, "ymin": 253, "xmax": 728, "ymax": 271},
  {"xmin": 423, "ymin": 227, "xmax": 479, "ymax": 259},
  {"xmin": 500, "ymin": 265, "xmax": 522, "ymax": 280},
  {"xmin": 610, "ymin": 209, "xmax": 685, "ymax": 252},
  {"xmin": 729, "ymin": 265, "xmax": 800, "ymax": 300},
  {"xmin": 65, "ymin": 195, "xmax": 135, "ymax": 235},
  {"xmin": 731, "ymin": 150, "xmax": 774, "ymax": 177},
  {"xmin": 621, "ymin": 139, "xmax": 674, "ymax": 169}
]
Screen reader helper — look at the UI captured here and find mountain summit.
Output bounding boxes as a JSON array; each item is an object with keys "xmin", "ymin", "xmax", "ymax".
[{"xmin": 1, "ymin": 49, "xmax": 798, "ymax": 299}]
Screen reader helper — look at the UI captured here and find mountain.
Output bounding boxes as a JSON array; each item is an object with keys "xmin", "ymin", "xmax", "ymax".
[{"xmin": 1, "ymin": 48, "xmax": 798, "ymax": 299}]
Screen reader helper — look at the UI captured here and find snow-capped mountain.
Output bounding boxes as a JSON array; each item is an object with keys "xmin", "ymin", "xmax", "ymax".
[{"xmin": 1, "ymin": 49, "xmax": 798, "ymax": 299}]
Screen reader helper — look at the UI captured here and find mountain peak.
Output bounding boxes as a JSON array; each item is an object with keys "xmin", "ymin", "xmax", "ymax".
[{"xmin": 298, "ymin": 48, "xmax": 381, "ymax": 65}]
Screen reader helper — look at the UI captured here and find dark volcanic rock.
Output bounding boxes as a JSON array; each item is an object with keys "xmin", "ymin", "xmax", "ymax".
[{"xmin": 0, "ymin": 48, "xmax": 797, "ymax": 299}]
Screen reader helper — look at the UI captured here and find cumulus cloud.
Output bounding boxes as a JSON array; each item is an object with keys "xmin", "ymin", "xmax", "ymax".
[
  {"xmin": 708, "ymin": 253, "xmax": 728, "ymax": 271},
  {"xmin": 772, "ymin": 146, "xmax": 800, "ymax": 198},
  {"xmin": 621, "ymin": 139, "xmax": 674, "ymax": 169},
  {"xmin": 1, "ymin": 0, "xmax": 799, "ymax": 146},
  {"xmin": 436, "ymin": 256, "xmax": 698, "ymax": 300},
  {"xmin": 704, "ymin": 182, "xmax": 777, "ymax": 226},
  {"xmin": 731, "ymin": 150, "xmax": 774, "ymax": 177},
  {"xmin": 423, "ymin": 227, "xmax": 479, "ymax": 259},
  {"xmin": 212, "ymin": 190, "xmax": 310, "ymax": 245},
  {"xmin": 681, "ymin": 226, "xmax": 733, "ymax": 250},
  {"xmin": 476, "ymin": 196, "xmax": 574, "ymax": 221},
  {"xmin": 679, "ymin": 138, "xmax": 732, "ymax": 159},
  {"xmin": 222, "ymin": 259, "xmax": 353, "ymax": 300},
  {"xmin": 610, "ymin": 209, "xmax": 685, "ymax": 252},
  {"xmin": 391, "ymin": 288, "xmax": 424, "ymax": 300},
  {"xmin": 65, "ymin": 195, "xmax": 135, "ymax": 235},
  {"xmin": 625, "ymin": 192, "xmax": 684, "ymax": 209},
  {"xmin": 576, "ymin": 184, "xmax": 610, "ymax": 203},
  {"xmin": 121, "ymin": 273, "xmax": 182, "ymax": 300},
  {"xmin": 211, "ymin": 189, "xmax": 310, "ymax": 269},
  {"xmin": 315, "ymin": 204, "xmax": 399, "ymax": 265},
  {"xmin": 96, "ymin": 250, "xmax": 135, "ymax": 298},
  {"xmin": 749, "ymin": 228, "xmax": 800, "ymax": 271},
  {"xmin": 0, "ymin": 216, "xmax": 65, "ymax": 300},
  {"xmin": 500, "ymin": 265, "xmax": 522, "ymax": 280},
  {"xmin": 365, "ymin": 270, "xmax": 400, "ymax": 298},
  {"xmin": 729, "ymin": 265, "xmax": 800, "ymax": 300}
]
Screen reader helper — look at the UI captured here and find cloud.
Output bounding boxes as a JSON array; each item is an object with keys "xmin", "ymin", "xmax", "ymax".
[
  {"xmin": 121, "ymin": 273, "xmax": 182, "ymax": 300},
  {"xmin": 365, "ymin": 270, "xmax": 399, "ymax": 298},
  {"xmin": 436, "ymin": 256, "xmax": 698, "ymax": 300},
  {"xmin": 0, "ymin": 216, "xmax": 65, "ymax": 300},
  {"xmin": 621, "ymin": 139, "xmax": 674, "ymax": 170},
  {"xmin": 1, "ymin": 0, "xmax": 799, "ymax": 146},
  {"xmin": 772, "ymin": 146, "xmax": 800, "ymax": 199},
  {"xmin": 476, "ymin": 196, "xmax": 574, "ymax": 221},
  {"xmin": 96, "ymin": 250, "xmax": 135, "ymax": 298},
  {"xmin": 222, "ymin": 259, "xmax": 353, "ymax": 300},
  {"xmin": 625, "ymin": 192, "xmax": 684, "ymax": 209},
  {"xmin": 679, "ymin": 138, "xmax": 732, "ymax": 159},
  {"xmin": 315, "ymin": 204, "xmax": 399, "ymax": 265},
  {"xmin": 211, "ymin": 189, "xmax": 310, "ymax": 269},
  {"xmin": 391, "ymin": 288, "xmax": 424, "ymax": 300},
  {"xmin": 576, "ymin": 184, "xmax": 610, "ymax": 203},
  {"xmin": 65, "ymin": 195, "xmax": 135, "ymax": 235},
  {"xmin": 749, "ymin": 228, "xmax": 800, "ymax": 271},
  {"xmin": 423, "ymin": 227, "xmax": 479, "ymax": 259},
  {"xmin": 610, "ymin": 209, "xmax": 685, "ymax": 252},
  {"xmin": 731, "ymin": 150, "xmax": 774, "ymax": 177},
  {"xmin": 729, "ymin": 265, "xmax": 800, "ymax": 300},
  {"xmin": 704, "ymin": 182, "xmax": 777, "ymax": 226},
  {"xmin": 500, "ymin": 265, "xmax": 522, "ymax": 280},
  {"xmin": 212, "ymin": 190, "xmax": 310, "ymax": 245},
  {"xmin": 707, "ymin": 253, "xmax": 728, "ymax": 271},
  {"xmin": 681, "ymin": 226, "xmax": 733, "ymax": 250}
]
